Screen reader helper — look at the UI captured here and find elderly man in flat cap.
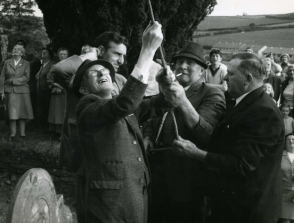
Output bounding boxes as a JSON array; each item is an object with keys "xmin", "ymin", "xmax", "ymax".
[
  {"xmin": 73, "ymin": 22, "xmax": 165, "ymax": 223},
  {"xmin": 144, "ymin": 41, "xmax": 226, "ymax": 223}
]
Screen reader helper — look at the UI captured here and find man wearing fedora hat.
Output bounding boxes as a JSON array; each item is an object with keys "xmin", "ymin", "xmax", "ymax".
[
  {"xmin": 74, "ymin": 22, "xmax": 164, "ymax": 223},
  {"xmin": 144, "ymin": 41, "xmax": 225, "ymax": 223}
]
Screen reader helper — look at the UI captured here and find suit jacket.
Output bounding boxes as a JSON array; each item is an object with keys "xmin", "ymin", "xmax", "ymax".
[
  {"xmin": 0, "ymin": 58, "xmax": 30, "ymax": 94},
  {"xmin": 146, "ymin": 79, "xmax": 226, "ymax": 202},
  {"xmin": 205, "ymin": 87, "xmax": 284, "ymax": 223},
  {"xmin": 76, "ymin": 76, "xmax": 163, "ymax": 222},
  {"xmin": 50, "ymin": 55, "xmax": 128, "ymax": 172},
  {"xmin": 35, "ymin": 60, "xmax": 56, "ymax": 91}
]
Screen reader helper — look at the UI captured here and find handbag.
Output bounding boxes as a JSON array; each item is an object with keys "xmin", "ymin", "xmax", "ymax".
[{"xmin": 0, "ymin": 98, "xmax": 6, "ymax": 121}]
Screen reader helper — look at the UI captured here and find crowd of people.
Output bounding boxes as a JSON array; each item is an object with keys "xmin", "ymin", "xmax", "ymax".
[{"xmin": 0, "ymin": 21, "xmax": 294, "ymax": 223}]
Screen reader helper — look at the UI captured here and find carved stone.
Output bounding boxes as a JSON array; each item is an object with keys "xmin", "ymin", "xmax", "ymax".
[{"xmin": 6, "ymin": 168, "xmax": 72, "ymax": 223}]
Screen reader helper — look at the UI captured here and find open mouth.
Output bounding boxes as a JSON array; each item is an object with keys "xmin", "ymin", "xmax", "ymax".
[{"xmin": 98, "ymin": 79, "xmax": 108, "ymax": 84}]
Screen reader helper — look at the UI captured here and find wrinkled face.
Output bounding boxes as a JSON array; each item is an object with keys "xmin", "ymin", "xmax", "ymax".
[
  {"xmin": 281, "ymin": 55, "xmax": 289, "ymax": 63},
  {"xmin": 83, "ymin": 64, "xmax": 113, "ymax": 96},
  {"xmin": 287, "ymin": 66, "xmax": 294, "ymax": 79},
  {"xmin": 42, "ymin": 50, "xmax": 50, "ymax": 59},
  {"xmin": 175, "ymin": 57, "xmax": 203, "ymax": 87},
  {"xmin": 224, "ymin": 59, "xmax": 246, "ymax": 98},
  {"xmin": 58, "ymin": 50, "xmax": 68, "ymax": 61},
  {"xmin": 263, "ymin": 84, "xmax": 272, "ymax": 95},
  {"xmin": 12, "ymin": 45, "xmax": 24, "ymax": 56},
  {"xmin": 100, "ymin": 42, "xmax": 126, "ymax": 72},
  {"xmin": 286, "ymin": 135, "xmax": 294, "ymax": 153},
  {"xmin": 281, "ymin": 107, "xmax": 290, "ymax": 118},
  {"xmin": 210, "ymin": 53, "xmax": 222, "ymax": 66}
]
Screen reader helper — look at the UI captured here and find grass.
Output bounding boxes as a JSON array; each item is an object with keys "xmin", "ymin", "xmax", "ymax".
[
  {"xmin": 0, "ymin": 121, "xmax": 60, "ymax": 156},
  {"xmin": 197, "ymin": 16, "xmax": 293, "ymax": 30},
  {"xmin": 0, "ymin": 120, "xmax": 77, "ymax": 223},
  {"xmin": 194, "ymin": 28, "xmax": 294, "ymax": 48}
]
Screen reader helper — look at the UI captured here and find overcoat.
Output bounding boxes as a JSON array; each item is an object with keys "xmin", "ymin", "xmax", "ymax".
[
  {"xmin": 205, "ymin": 87, "xmax": 284, "ymax": 223},
  {"xmin": 0, "ymin": 58, "xmax": 30, "ymax": 94},
  {"xmin": 145, "ymin": 79, "xmax": 226, "ymax": 202},
  {"xmin": 76, "ymin": 76, "xmax": 164, "ymax": 222}
]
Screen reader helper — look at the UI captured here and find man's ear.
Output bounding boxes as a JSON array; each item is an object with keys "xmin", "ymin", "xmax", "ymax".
[
  {"xmin": 97, "ymin": 46, "xmax": 104, "ymax": 57},
  {"xmin": 244, "ymin": 73, "xmax": 253, "ymax": 85},
  {"xmin": 79, "ymin": 87, "xmax": 89, "ymax": 95}
]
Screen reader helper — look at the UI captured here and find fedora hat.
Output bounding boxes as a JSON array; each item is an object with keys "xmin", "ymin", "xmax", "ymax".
[
  {"xmin": 172, "ymin": 42, "xmax": 207, "ymax": 69},
  {"xmin": 73, "ymin": 59, "xmax": 116, "ymax": 99}
]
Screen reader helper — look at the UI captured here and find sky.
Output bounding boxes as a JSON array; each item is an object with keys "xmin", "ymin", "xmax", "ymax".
[
  {"xmin": 210, "ymin": 0, "xmax": 294, "ymax": 16},
  {"xmin": 33, "ymin": 0, "xmax": 294, "ymax": 17}
]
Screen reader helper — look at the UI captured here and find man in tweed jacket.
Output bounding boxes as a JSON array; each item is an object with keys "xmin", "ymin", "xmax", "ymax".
[
  {"xmin": 74, "ymin": 22, "xmax": 163, "ymax": 223},
  {"xmin": 144, "ymin": 42, "xmax": 226, "ymax": 223}
]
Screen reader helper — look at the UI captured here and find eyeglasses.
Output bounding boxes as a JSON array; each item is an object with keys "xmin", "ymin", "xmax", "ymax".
[{"xmin": 88, "ymin": 68, "xmax": 110, "ymax": 77}]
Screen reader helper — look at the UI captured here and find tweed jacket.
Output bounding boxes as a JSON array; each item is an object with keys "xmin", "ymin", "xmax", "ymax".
[
  {"xmin": 0, "ymin": 58, "xmax": 30, "ymax": 94},
  {"xmin": 145, "ymin": 79, "xmax": 226, "ymax": 202},
  {"xmin": 76, "ymin": 76, "xmax": 164, "ymax": 222},
  {"xmin": 50, "ymin": 55, "xmax": 128, "ymax": 172},
  {"xmin": 205, "ymin": 87, "xmax": 284, "ymax": 223},
  {"xmin": 35, "ymin": 60, "xmax": 56, "ymax": 91}
]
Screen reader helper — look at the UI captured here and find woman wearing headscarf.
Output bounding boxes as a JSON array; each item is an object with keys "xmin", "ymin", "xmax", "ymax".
[
  {"xmin": 0, "ymin": 45, "xmax": 33, "ymax": 141},
  {"xmin": 279, "ymin": 133, "xmax": 294, "ymax": 223}
]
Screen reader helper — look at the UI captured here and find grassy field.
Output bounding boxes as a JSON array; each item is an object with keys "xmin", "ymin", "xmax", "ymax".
[
  {"xmin": 197, "ymin": 15, "xmax": 293, "ymax": 30},
  {"xmin": 194, "ymin": 28, "xmax": 294, "ymax": 48}
]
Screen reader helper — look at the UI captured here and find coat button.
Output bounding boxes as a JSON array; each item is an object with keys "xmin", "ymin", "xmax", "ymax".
[
  {"xmin": 138, "ymin": 157, "xmax": 142, "ymax": 162},
  {"xmin": 133, "ymin": 141, "xmax": 137, "ymax": 145}
]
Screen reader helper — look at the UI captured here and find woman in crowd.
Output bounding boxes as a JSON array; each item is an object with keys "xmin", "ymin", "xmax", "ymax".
[
  {"xmin": 263, "ymin": 83, "xmax": 276, "ymax": 104},
  {"xmin": 0, "ymin": 45, "xmax": 33, "ymax": 141},
  {"xmin": 280, "ymin": 133, "xmax": 294, "ymax": 223},
  {"xmin": 281, "ymin": 65, "xmax": 294, "ymax": 116},
  {"xmin": 281, "ymin": 105, "xmax": 294, "ymax": 136},
  {"xmin": 47, "ymin": 47, "xmax": 69, "ymax": 138},
  {"xmin": 281, "ymin": 54, "xmax": 290, "ymax": 73},
  {"xmin": 263, "ymin": 57, "xmax": 282, "ymax": 102},
  {"xmin": 35, "ymin": 47, "xmax": 56, "ymax": 130}
]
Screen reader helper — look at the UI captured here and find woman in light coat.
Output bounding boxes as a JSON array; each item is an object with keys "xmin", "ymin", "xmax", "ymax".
[{"xmin": 0, "ymin": 45, "xmax": 33, "ymax": 141}]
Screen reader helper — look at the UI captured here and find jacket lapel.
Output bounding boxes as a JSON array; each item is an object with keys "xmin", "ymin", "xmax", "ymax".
[
  {"xmin": 15, "ymin": 58, "xmax": 24, "ymax": 69},
  {"xmin": 221, "ymin": 87, "xmax": 264, "ymax": 124},
  {"xmin": 8, "ymin": 59, "xmax": 15, "ymax": 70},
  {"xmin": 185, "ymin": 78, "xmax": 204, "ymax": 99},
  {"xmin": 283, "ymin": 150, "xmax": 291, "ymax": 164}
]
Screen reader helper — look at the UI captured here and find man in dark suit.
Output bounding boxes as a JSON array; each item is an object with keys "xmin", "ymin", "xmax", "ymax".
[
  {"xmin": 172, "ymin": 53, "xmax": 284, "ymax": 223},
  {"xmin": 73, "ymin": 22, "xmax": 163, "ymax": 223},
  {"xmin": 144, "ymin": 42, "xmax": 226, "ymax": 223}
]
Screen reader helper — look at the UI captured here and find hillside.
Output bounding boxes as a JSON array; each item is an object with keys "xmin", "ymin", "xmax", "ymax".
[
  {"xmin": 197, "ymin": 14, "xmax": 294, "ymax": 30},
  {"xmin": 194, "ymin": 28, "xmax": 294, "ymax": 48}
]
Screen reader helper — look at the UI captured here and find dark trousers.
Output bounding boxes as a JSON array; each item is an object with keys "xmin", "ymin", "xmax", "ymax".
[
  {"xmin": 36, "ymin": 89, "xmax": 51, "ymax": 128},
  {"xmin": 148, "ymin": 153, "xmax": 203, "ymax": 223},
  {"xmin": 75, "ymin": 173, "xmax": 86, "ymax": 223}
]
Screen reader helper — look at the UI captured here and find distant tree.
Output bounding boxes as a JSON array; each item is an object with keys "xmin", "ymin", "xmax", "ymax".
[
  {"xmin": 35, "ymin": 0, "xmax": 216, "ymax": 75},
  {"xmin": 0, "ymin": 0, "xmax": 49, "ymax": 60},
  {"xmin": 249, "ymin": 23, "xmax": 256, "ymax": 28}
]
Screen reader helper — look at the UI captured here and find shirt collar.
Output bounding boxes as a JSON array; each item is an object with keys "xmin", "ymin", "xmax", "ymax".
[
  {"xmin": 235, "ymin": 91, "xmax": 251, "ymax": 106},
  {"xmin": 14, "ymin": 58, "xmax": 21, "ymax": 66}
]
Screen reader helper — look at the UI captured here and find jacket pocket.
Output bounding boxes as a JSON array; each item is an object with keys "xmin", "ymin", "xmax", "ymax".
[{"xmin": 90, "ymin": 180, "xmax": 123, "ymax": 190}]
